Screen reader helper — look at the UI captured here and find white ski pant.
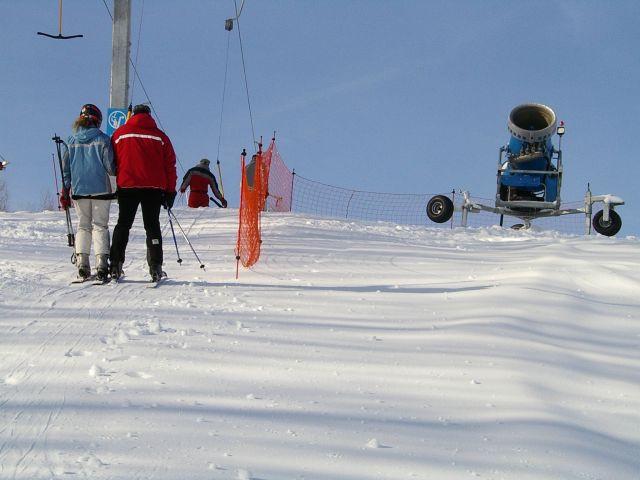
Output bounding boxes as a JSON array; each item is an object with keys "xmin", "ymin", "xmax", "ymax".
[{"xmin": 72, "ymin": 198, "xmax": 112, "ymax": 257}]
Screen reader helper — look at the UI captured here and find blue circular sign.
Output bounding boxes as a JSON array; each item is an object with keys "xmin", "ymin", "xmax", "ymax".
[{"xmin": 108, "ymin": 110, "xmax": 127, "ymax": 130}]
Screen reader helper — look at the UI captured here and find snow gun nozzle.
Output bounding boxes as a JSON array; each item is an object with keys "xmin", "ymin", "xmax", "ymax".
[{"xmin": 507, "ymin": 104, "xmax": 557, "ymax": 164}]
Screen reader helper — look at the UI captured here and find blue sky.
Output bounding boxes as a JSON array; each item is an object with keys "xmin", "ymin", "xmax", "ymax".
[{"xmin": 1, "ymin": 0, "xmax": 639, "ymax": 233}]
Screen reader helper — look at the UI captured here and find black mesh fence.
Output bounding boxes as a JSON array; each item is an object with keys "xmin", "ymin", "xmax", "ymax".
[{"xmin": 286, "ymin": 175, "xmax": 589, "ymax": 235}]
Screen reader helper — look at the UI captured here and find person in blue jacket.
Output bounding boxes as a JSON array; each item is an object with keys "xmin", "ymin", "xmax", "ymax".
[{"xmin": 61, "ymin": 104, "xmax": 116, "ymax": 281}]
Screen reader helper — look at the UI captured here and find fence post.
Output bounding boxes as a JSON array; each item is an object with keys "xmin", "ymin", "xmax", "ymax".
[
  {"xmin": 289, "ymin": 168, "xmax": 296, "ymax": 212},
  {"xmin": 584, "ymin": 183, "xmax": 592, "ymax": 235},
  {"xmin": 345, "ymin": 191, "xmax": 355, "ymax": 219},
  {"xmin": 450, "ymin": 189, "xmax": 455, "ymax": 230},
  {"xmin": 235, "ymin": 149, "xmax": 247, "ymax": 279}
]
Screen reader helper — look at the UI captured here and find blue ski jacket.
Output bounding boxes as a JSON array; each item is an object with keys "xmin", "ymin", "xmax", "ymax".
[{"xmin": 62, "ymin": 127, "xmax": 116, "ymax": 198}]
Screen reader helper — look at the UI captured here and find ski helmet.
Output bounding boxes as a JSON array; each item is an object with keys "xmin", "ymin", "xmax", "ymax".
[{"xmin": 80, "ymin": 104, "xmax": 102, "ymax": 127}]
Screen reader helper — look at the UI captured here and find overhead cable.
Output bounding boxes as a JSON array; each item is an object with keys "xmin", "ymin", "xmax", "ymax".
[
  {"xmin": 99, "ymin": 0, "xmax": 186, "ymax": 174},
  {"xmin": 233, "ymin": 0, "xmax": 257, "ymax": 146}
]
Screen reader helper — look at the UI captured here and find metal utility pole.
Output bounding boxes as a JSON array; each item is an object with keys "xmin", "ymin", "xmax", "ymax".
[{"xmin": 109, "ymin": 0, "xmax": 131, "ymax": 109}]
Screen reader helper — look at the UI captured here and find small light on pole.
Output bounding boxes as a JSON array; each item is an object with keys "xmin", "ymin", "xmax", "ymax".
[{"xmin": 557, "ymin": 120, "xmax": 565, "ymax": 137}]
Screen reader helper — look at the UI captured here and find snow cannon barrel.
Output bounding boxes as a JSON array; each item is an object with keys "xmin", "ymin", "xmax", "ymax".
[
  {"xmin": 507, "ymin": 103, "xmax": 557, "ymax": 163},
  {"xmin": 500, "ymin": 103, "xmax": 560, "ymax": 203}
]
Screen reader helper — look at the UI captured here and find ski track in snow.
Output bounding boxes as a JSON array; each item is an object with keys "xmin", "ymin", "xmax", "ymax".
[{"xmin": 0, "ymin": 208, "xmax": 639, "ymax": 479}]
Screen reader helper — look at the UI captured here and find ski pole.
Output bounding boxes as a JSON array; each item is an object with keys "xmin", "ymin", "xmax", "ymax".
[
  {"xmin": 52, "ymin": 134, "xmax": 76, "ymax": 263},
  {"xmin": 51, "ymin": 153, "xmax": 60, "ymax": 207},
  {"xmin": 209, "ymin": 196, "xmax": 223, "ymax": 208},
  {"xmin": 168, "ymin": 209, "xmax": 205, "ymax": 269},
  {"xmin": 166, "ymin": 208, "xmax": 183, "ymax": 264},
  {"xmin": 216, "ymin": 159, "xmax": 225, "ymax": 198}
]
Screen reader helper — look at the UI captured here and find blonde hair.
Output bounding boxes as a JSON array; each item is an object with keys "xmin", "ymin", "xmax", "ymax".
[{"xmin": 72, "ymin": 115, "xmax": 97, "ymax": 132}]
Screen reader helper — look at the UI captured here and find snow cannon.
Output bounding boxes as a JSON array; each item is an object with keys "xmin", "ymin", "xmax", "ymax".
[
  {"xmin": 425, "ymin": 103, "xmax": 625, "ymax": 236},
  {"xmin": 499, "ymin": 103, "xmax": 559, "ymax": 205}
]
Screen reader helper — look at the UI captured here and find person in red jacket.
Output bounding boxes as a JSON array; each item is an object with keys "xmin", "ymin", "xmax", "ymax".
[
  {"xmin": 109, "ymin": 104, "xmax": 177, "ymax": 282},
  {"xmin": 179, "ymin": 158, "xmax": 227, "ymax": 208}
]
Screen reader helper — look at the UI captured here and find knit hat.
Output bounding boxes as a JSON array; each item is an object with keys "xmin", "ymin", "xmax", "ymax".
[
  {"xmin": 132, "ymin": 104, "xmax": 151, "ymax": 115},
  {"xmin": 199, "ymin": 158, "xmax": 210, "ymax": 167}
]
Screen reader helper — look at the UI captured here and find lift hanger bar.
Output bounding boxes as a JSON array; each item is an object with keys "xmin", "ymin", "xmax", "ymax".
[{"xmin": 37, "ymin": 0, "xmax": 83, "ymax": 40}]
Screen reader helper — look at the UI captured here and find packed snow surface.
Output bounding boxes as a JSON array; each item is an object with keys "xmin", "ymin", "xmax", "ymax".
[{"xmin": 0, "ymin": 208, "xmax": 639, "ymax": 479}]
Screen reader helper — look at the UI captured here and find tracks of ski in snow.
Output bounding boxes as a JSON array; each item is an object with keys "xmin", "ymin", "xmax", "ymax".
[{"xmin": 1, "ymin": 209, "xmax": 639, "ymax": 479}]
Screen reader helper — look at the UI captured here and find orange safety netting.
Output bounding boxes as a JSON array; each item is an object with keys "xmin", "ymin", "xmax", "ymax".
[
  {"xmin": 265, "ymin": 141, "xmax": 293, "ymax": 212},
  {"xmin": 235, "ymin": 139, "xmax": 294, "ymax": 276},
  {"xmin": 235, "ymin": 151, "xmax": 263, "ymax": 275}
]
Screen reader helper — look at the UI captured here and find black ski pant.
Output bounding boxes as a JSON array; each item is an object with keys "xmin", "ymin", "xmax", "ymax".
[{"xmin": 110, "ymin": 188, "xmax": 164, "ymax": 270}]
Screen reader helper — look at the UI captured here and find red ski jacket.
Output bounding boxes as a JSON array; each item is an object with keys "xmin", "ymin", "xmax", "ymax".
[
  {"xmin": 179, "ymin": 166, "xmax": 224, "ymax": 208},
  {"xmin": 186, "ymin": 173, "xmax": 211, "ymax": 208},
  {"xmin": 111, "ymin": 113, "xmax": 177, "ymax": 192}
]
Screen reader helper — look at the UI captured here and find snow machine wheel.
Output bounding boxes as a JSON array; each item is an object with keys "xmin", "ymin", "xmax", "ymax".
[
  {"xmin": 592, "ymin": 209, "xmax": 622, "ymax": 236},
  {"xmin": 426, "ymin": 195, "xmax": 454, "ymax": 223},
  {"xmin": 510, "ymin": 223, "xmax": 526, "ymax": 230}
]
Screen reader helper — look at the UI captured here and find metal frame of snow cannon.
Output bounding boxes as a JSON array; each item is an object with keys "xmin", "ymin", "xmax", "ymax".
[{"xmin": 426, "ymin": 104, "xmax": 625, "ymax": 236}]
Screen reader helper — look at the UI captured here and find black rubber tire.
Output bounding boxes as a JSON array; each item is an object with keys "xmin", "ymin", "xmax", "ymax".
[
  {"xmin": 592, "ymin": 210, "xmax": 622, "ymax": 236},
  {"xmin": 426, "ymin": 195, "xmax": 454, "ymax": 223}
]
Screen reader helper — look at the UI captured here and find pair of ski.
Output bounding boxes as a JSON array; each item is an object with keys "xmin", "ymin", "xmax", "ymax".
[
  {"xmin": 70, "ymin": 275, "xmax": 110, "ymax": 286},
  {"xmin": 71, "ymin": 273, "xmax": 167, "ymax": 288},
  {"xmin": 113, "ymin": 273, "xmax": 168, "ymax": 288}
]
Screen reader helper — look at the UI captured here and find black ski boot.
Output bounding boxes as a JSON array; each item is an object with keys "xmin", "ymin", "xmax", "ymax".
[
  {"xmin": 110, "ymin": 260, "xmax": 124, "ymax": 280},
  {"xmin": 149, "ymin": 264, "xmax": 163, "ymax": 283}
]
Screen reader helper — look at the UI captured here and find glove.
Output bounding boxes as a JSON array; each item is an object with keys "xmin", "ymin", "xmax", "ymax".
[
  {"xmin": 59, "ymin": 187, "xmax": 71, "ymax": 209},
  {"xmin": 180, "ymin": 187, "xmax": 186, "ymax": 193},
  {"xmin": 221, "ymin": 198, "xmax": 228, "ymax": 208},
  {"xmin": 163, "ymin": 191, "xmax": 176, "ymax": 210}
]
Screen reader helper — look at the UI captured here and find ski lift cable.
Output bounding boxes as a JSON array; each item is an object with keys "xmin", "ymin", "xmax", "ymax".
[
  {"xmin": 100, "ymin": 0, "xmax": 186, "ymax": 174},
  {"xmin": 234, "ymin": 0, "xmax": 257, "ymax": 146},
  {"xmin": 228, "ymin": 0, "xmax": 247, "ymax": 22},
  {"xmin": 215, "ymin": 33, "xmax": 231, "ymax": 165},
  {"xmin": 100, "ymin": 0, "xmax": 159, "ymax": 125},
  {"xmin": 130, "ymin": 0, "xmax": 146, "ymax": 100},
  {"xmin": 235, "ymin": 0, "xmax": 247, "ymax": 20}
]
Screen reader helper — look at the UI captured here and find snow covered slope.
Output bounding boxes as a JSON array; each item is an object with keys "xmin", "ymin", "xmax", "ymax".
[{"xmin": 1, "ymin": 208, "xmax": 639, "ymax": 480}]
